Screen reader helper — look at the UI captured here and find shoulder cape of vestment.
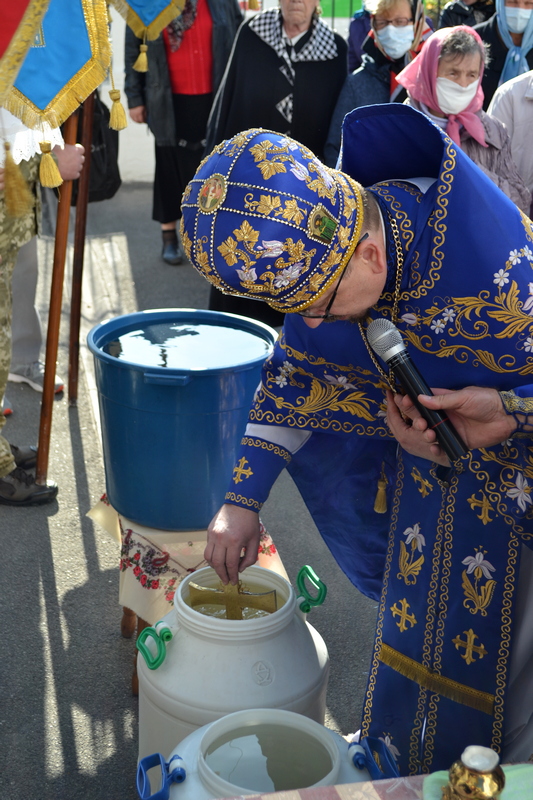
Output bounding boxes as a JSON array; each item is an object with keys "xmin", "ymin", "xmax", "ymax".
[{"xmin": 229, "ymin": 104, "xmax": 533, "ymax": 769}]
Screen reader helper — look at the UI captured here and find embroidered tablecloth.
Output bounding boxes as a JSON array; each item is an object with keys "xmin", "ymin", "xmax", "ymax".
[{"xmin": 88, "ymin": 494, "xmax": 289, "ymax": 625}]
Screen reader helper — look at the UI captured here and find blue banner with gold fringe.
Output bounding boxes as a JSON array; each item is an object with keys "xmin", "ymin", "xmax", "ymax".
[
  {"xmin": 0, "ymin": 0, "xmax": 51, "ymax": 106},
  {"xmin": 4, "ymin": 0, "xmax": 111, "ymax": 129},
  {"xmin": 109, "ymin": 0, "xmax": 185, "ymax": 41}
]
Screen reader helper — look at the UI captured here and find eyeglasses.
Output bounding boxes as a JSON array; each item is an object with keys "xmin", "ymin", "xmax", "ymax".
[
  {"xmin": 297, "ymin": 232, "xmax": 369, "ymax": 320},
  {"xmin": 373, "ymin": 17, "xmax": 413, "ymax": 30}
]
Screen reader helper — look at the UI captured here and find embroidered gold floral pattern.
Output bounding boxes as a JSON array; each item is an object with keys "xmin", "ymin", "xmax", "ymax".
[{"xmin": 243, "ymin": 193, "xmax": 307, "ymax": 225}]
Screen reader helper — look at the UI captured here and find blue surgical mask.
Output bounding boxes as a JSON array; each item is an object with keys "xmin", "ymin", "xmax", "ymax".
[
  {"xmin": 505, "ymin": 5, "xmax": 532, "ymax": 33},
  {"xmin": 376, "ymin": 24, "xmax": 414, "ymax": 60}
]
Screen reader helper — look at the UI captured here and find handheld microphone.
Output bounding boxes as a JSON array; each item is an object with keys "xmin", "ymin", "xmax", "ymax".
[{"xmin": 366, "ymin": 318, "xmax": 468, "ymax": 462}]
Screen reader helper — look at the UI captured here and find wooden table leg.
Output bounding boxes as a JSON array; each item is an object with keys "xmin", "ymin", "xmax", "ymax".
[
  {"xmin": 132, "ymin": 617, "xmax": 150, "ymax": 696},
  {"xmin": 121, "ymin": 606, "xmax": 137, "ymax": 638}
]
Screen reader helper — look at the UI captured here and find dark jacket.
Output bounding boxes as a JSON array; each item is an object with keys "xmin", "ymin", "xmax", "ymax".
[
  {"xmin": 123, "ymin": 0, "xmax": 242, "ymax": 146},
  {"xmin": 474, "ymin": 13, "xmax": 533, "ymax": 108},
  {"xmin": 438, "ymin": 0, "xmax": 494, "ymax": 29},
  {"xmin": 324, "ymin": 39, "xmax": 407, "ymax": 167}
]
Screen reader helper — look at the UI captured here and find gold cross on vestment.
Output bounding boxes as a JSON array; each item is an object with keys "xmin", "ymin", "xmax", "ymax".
[
  {"xmin": 411, "ymin": 466, "xmax": 433, "ymax": 497},
  {"xmin": 452, "ymin": 628, "xmax": 488, "ymax": 665},
  {"xmin": 188, "ymin": 581, "xmax": 277, "ymax": 620},
  {"xmin": 390, "ymin": 598, "xmax": 417, "ymax": 632},
  {"xmin": 467, "ymin": 492, "xmax": 495, "ymax": 525},
  {"xmin": 232, "ymin": 457, "xmax": 253, "ymax": 483}
]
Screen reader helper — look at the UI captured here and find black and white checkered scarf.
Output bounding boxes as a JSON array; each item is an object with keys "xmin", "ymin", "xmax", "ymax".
[{"xmin": 249, "ymin": 9, "xmax": 339, "ymax": 124}]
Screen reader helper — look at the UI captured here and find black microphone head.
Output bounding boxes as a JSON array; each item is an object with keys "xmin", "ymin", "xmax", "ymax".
[{"xmin": 367, "ymin": 319, "xmax": 406, "ymax": 363}]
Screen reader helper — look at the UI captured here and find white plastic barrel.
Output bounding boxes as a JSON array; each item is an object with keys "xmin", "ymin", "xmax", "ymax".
[
  {"xmin": 137, "ymin": 709, "xmax": 371, "ymax": 800},
  {"xmin": 138, "ymin": 566, "xmax": 329, "ymax": 761}
]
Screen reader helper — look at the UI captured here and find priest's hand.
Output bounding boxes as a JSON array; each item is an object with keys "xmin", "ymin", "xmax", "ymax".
[
  {"xmin": 205, "ymin": 504, "xmax": 261, "ymax": 585},
  {"xmin": 129, "ymin": 105, "xmax": 147, "ymax": 124},
  {"xmin": 386, "ymin": 391, "xmax": 450, "ymax": 466},
  {"xmin": 392, "ymin": 386, "xmax": 518, "ymax": 461}
]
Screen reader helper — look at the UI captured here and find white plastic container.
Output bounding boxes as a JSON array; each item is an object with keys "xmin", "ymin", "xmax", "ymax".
[
  {"xmin": 138, "ymin": 566, "xmax": 329, "ymax": 761},
  {"xmin": 137, "ymin": 709, "xmax": 371, "ymax": 800}
]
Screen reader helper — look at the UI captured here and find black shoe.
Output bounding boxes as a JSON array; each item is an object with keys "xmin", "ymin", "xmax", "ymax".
[
  {"xmin": 10, "ymin": 444, "xmax": 38, "ymax": 470},
  {"xmin": 0, "ymin": 467, "xmax": 58, "ymax": 506},
  {"xmin": 161, "ymin": 236, "xmax": 186, "ymax": 265}
]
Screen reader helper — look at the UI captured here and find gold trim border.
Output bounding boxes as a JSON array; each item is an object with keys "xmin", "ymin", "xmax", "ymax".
[
  {"xmin": 380, "ymin": 642, "xmax": 495, "ymax": 716},
  {"xmin": 0, "ymin": 0, "xmax": 50, "ymax": 106}
]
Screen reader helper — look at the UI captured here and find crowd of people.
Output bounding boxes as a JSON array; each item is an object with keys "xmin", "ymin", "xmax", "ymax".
[{"xmin": 2, "ymin": 0, "xmax": 533, "ymax": 779}]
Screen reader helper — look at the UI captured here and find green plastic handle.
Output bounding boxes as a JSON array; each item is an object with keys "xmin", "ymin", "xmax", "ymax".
[
  {"xmin": 296, "ymin": 565, "xmax": 327, "ymax": 613},
  {"xmin": 136, "ymin": 626, "xmax": 168, "ymax": 670}
]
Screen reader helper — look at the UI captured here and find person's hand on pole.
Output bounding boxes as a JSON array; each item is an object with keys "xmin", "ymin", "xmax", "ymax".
[
  {"xmin": 129, "ymin": 105, "xmax": 147, "ymax": 124},
  {"xmin": 392, "ymin": 386, "xmax": 518, "ymax": 461},
  {"xmin": 205, "ymin": 504, "xmax": 261, "ymax": 585},
  {"xmin": 53, "ymin": 143, "xmax": 85, "ymax": 180}
]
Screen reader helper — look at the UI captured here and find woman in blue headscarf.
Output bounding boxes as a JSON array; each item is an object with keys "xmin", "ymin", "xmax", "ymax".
[{"xmin": 474, "ymin": 0, "xmax": 533, "ymax": 106}]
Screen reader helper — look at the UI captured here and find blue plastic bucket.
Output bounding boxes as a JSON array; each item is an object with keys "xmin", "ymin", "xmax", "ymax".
[{"xmin": 87, "ymin": 309, "xmax": 276, "ymax": 530}]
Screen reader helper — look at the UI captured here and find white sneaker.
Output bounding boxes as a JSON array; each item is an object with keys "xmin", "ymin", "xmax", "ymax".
[{"xmin": 8, "ymin": 361, "xmax": 64, "ymax": 394}]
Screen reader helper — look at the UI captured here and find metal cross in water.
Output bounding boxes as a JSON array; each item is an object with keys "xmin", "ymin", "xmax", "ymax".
[{"xmin": 188, "ymin": 581, "xmax": 277, "ymax": 620}]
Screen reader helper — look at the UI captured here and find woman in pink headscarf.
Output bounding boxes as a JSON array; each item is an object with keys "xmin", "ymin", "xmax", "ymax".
[{"xmin": 397, "ymin": 25, "xmax": 531, "ymax": 211}]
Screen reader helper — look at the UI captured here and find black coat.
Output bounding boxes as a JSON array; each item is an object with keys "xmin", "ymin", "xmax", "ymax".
[
  {"xmin": 474, "ymin": 13, "xmax": 533, "ymax": 108},
  {"xmin": 123, "ymin": 0, "xmax": 243, "ymax": 146},
  {"xmin": 205, "ymin": 19, "xmax": 348, "ymax": 162},
  {"xmin": 438, "ymin": 0, "xmax": 494, "ymax": 29}
]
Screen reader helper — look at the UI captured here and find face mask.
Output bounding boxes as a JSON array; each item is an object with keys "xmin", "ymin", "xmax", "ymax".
[
  {"xmin": 376, "ymin": 24, "xmax": 414, "ymax": 60},
  {"xmin": 436, "ymin": 76, "xmax": 480, "ymax": 115},
  {"xmin": 505, "ymin": 6, "xmax": 532, "ymax": 33}
]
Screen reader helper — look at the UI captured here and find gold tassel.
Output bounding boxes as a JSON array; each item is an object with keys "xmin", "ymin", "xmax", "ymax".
[
  {"xmin": 39, "ymin": 141, "xmax": 63, "ymax": 188},
  {"xmin": 109, "ymin": 89, "xmax": 128, "ymax": 130},
  {"xmin": 133, "ymin": 43, "xmax": 148, "ymax": 72},
  {"xmin": 3, "ymin": 142, "xmax": 34, "ymax": 218},
  {"xmin": 248, "ymin": 0, "xmax": 260, "ymax": 9},
  {"xmin": 373, "ymin": 465, "xmax": 388, "ymax": 514}
]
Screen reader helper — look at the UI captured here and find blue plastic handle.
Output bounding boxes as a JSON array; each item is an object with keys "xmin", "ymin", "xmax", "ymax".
[
  {"xmin": 137, "ymin": 753, "xmax": 169, "ymax": 800},
  {"xmin": 144, "ymin": 372, "xmax": 191, "ymax": 386},
  {"xmin": 137, "ymin": 753, "xmax": 186, "ymax": 800}
]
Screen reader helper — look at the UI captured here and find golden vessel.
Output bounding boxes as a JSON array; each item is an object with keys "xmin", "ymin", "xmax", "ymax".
[{"xmin": 442, "ymin": 746, "xmax": 505, "ymax": 799}]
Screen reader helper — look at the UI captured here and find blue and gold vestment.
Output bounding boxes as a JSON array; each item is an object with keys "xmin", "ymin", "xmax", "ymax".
[{"xmin": 224, "ymin": 105, "xmax": 533, "ymax": 772}]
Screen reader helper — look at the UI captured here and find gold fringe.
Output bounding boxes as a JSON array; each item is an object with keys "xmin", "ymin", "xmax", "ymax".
[
  {"xmin": 109, "ymin": 0, "xmax": 186, "ymax": 41},
  {"xmin": 248, "ymin": 0, "xmax": 260, "ymax": 9},
  {"xmin": 379, "ymin": 643, "xmax": 495, "ymax": 716},
  {"xmin": 3, "ymin": 142, "xmax": 34, "ymax": 218},
  {"xmin": 374, "ymin": 465, "xmax": 388, "ymax": 514},
  {"xmin": 39, "ymin": 142, "xmax": 63, "ymax": 188},
  {"xmin": 133, "ymin": 43, "xmax": 148, "ymax": 72},
  {"xmin": 3, "ymin": 0, "xmax": 111, "ymax": 129},
  {"xmin": 0, "ymin": 0, "xmax": 50, "ymax": 106},
  {"xmin": 108, "ymin": 89, "xmax": 128, "ymax": 130}
]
